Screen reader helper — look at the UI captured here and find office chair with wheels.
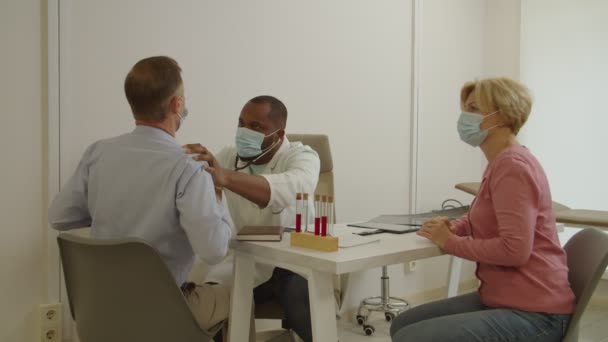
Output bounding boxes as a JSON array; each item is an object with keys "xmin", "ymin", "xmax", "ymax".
[
  {"xmin": 562, "ymin": 228, "xmax": 608, "ymax": 342},
  {"xmin": 57, "ymin": 233, "xmax": 221, "ymax": 342},
  {"xmin": 355, "ymin": 265, "xmax": 409, "ymax": 335}
]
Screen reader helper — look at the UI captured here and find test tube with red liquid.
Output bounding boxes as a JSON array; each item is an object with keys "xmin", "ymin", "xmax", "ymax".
[
  {"xmin": 328, "ymin": 195, "xmax": 335, "ymax": 236},
  {"xmin": 303, "ymin": 193, "xmax": 309, "ymax": 232},
  {"xmin": 321, "ymin": 195, "xmax": 328, "ymax": 236},
  {"xmin": 295, "ymin": 193, "xmax": 302, "ymax": 233},
  {"xmin": 314, "ymin": 194, "xmax": 321, "ymax": 236}
]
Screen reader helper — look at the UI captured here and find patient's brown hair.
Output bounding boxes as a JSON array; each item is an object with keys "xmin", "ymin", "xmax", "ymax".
[{"xmin": 124, "ymin": 56, "xmax": 182, "ymax": 123}]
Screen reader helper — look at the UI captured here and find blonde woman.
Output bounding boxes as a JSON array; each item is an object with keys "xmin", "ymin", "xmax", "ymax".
[{"xmin": 390, "ymin": 78, "xmax": 575, "ymax": 342}]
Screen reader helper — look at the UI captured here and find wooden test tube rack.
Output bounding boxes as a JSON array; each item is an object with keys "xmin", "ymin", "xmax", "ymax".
[{"xmin": 290, "ymin": 232, "xmax": 338, "ymax": 252}]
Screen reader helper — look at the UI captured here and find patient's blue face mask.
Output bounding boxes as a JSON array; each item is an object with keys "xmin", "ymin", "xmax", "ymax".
[
  {"xmin": 457, "ymin": 110, "xmax": 499, "ymax": 147},
  {"xmin": 179, "ymin": 108, "xmax": 188, "ymax": 123},
  {"xmin": 176, "ymin": 93, "xmax": 188, "ymax": 131},
  {"xmin": 176, "ymin": 108, "xmax": 188, "ymax": 131},
  {"xmin": 235, "ymin": 127, "xmax": 280, "ymax": 159}
]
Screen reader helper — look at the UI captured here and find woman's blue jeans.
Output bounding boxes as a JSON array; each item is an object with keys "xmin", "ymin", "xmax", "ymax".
[{"xmin": 390, "ymin": 292, "xmax": 571, "ymax": 342}]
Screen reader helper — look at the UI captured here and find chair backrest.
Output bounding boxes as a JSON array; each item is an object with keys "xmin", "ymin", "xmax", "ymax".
[
  {"xmin": 286, "ymin": 133, "xmax": 335, "ymax": 199},
  {"xmin": 57, "ymin": 233, "xmax": 214, "ymax": 342},
  {"xmin": 562, "ymin": 228, "xmax": 608, "ymax": 342}
]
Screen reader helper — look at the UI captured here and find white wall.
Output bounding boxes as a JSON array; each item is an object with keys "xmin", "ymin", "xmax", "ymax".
[
  {"xmin": 483, "ymin": 0, "xmax": 520, "ymax": 79},
  {"xmin": 0, "ymin": 0, "xmax": 48, "ymax": 341},
  {"xmin": 58, "ymin": 0, "xmax": 414, "ymax": 223},
  {"xmin": 415, "ymin": 0, "xmax": 486, "ymax": 213},
  {"xmin": 520, "ymin": 0, "xmax": 608, "ymax": 210}
]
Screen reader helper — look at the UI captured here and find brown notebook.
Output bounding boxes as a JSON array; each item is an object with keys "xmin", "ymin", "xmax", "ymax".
[{"xmin": 236, "ymin": 226, "xmax": 284, "ymax": 241}]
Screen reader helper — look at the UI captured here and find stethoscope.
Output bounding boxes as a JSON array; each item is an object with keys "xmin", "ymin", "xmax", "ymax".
[{"xmin": 232, "ymin": 137, "xmax": 285, "ymax": 214}]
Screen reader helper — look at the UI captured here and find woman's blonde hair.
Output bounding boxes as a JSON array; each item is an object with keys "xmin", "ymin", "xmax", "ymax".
[{"xmin": 460, "ymin": 77, "xmax": 532, "ymax": 135}]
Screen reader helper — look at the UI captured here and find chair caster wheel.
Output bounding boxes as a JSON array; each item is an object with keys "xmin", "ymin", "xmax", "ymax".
[
  {"xmin": 363, "ymin": 325, "xmax": 375, "ymax": 336},
  {"xmin": 356, "ymin": 315, "xmax": 366, "ymax": 326},
  {"xmin": 385, "ymin": 312, "xmax": 396, "ymax": 322}
]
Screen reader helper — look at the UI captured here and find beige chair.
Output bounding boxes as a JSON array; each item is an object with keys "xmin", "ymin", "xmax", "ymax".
[
  {"xmin": 57, "ymin": 233, "xmax": 221, "ymax": 342},
  {"xmin": 253, "ymin": 134, "xmax": 344, "ymax": 340},
  {"xmin": 287, "ymin": 133, "xmax": 335, "ymax": 217},
  {"xmin": 562, "ymin": 228, "xmax": 608, "ymax": 342}
]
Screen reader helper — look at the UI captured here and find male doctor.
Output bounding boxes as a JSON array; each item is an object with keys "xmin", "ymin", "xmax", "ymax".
[{"xmin": 185, "ymin": 95, "xmax": 320, "ymax": 342}]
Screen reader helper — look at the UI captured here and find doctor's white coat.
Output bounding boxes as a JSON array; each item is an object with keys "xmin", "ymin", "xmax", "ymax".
[{"xmin": 203, "ymin": 136, "xmax": 320, "ymax": 286}]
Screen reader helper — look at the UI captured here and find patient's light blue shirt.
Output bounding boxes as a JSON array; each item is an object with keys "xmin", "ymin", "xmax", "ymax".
[{"xmin": 49, "ymin": 125, "xmax": 232, "ymax": 285}]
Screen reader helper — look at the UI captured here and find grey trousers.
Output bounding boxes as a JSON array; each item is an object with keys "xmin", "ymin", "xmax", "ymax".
[{"xmin": 390, "ymin": 292, "xmax": 571, "ymax": 342}]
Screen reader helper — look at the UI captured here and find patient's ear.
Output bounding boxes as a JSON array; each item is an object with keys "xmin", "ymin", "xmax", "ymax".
[{"xmin": 168, "ymin": 95, "xmax": 181, "ymax": 115}]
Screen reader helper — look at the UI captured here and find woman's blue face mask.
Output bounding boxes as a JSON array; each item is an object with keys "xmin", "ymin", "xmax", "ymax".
[{"xmin": 456, "ymin": 110, "xmax": 499, "ymax": 147}]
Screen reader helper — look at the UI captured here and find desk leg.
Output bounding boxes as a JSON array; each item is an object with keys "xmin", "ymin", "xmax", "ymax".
[
  {"xmin": 308, "ymin": 270, "xmax": 338, "ymax": 342},
  {"xmin": 228, "ymin": 252, "xmax": 255, "ymax": 342},
  {"xmin": 447, "ymin": 256, "xmax": 463, "ymax": 298}
]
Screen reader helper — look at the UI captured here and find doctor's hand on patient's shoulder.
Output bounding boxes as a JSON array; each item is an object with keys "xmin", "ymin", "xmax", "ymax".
[
  {"xmin": 183, "ymin": 144, "xmax": 228, "ymax": 188},
  {"xmin": 416, "ymin": 217, "xmax": 453, "ymax": 249}
]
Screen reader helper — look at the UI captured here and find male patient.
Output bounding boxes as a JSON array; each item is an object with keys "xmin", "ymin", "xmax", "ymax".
[
  {"xmin": 185, "ymin": 96, "xmax": 320, "ymax": 342},
  {"xmin": 48, "ymin": 56, "xmax": 237, "ymax": 341}
]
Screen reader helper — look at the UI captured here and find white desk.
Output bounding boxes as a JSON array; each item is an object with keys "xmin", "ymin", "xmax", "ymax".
[{"xmin": 227, "ymin": 225, "xmax": 443, "ymax": 342}]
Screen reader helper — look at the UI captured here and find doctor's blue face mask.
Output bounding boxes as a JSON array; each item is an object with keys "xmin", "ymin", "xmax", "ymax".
[
  {"xmin": 456, "ymin": 110, "xmax": 499, "ymax": 147},
  {"xmin": 235, "ymin": 127, "xmax": 280, "ymax": 159}
]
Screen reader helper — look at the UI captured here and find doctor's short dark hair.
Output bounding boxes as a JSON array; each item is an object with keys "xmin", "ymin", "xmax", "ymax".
[
  {"xmin": 124, "ymin": 56, "xmax": 183, "ymax": 123},
  {"xmin": 249, "ymin": 95, "xmax": 288, "ymax": 129}
]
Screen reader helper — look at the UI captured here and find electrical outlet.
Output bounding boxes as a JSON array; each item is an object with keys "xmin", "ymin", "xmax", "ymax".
[
  {"xmin": 39, "ymin": 303, "xmax": 62, "ymax": 326},
  {"xmin": 41, "ymin": 328, "xmax": 60, "ymax": 342},
  {"xmin": 39, "ymin": 303, "xmax": 62, "ymax": 342},
  {"xmin": 404, "ymin": 260, "xmax": 417, "ymax": 273}
]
